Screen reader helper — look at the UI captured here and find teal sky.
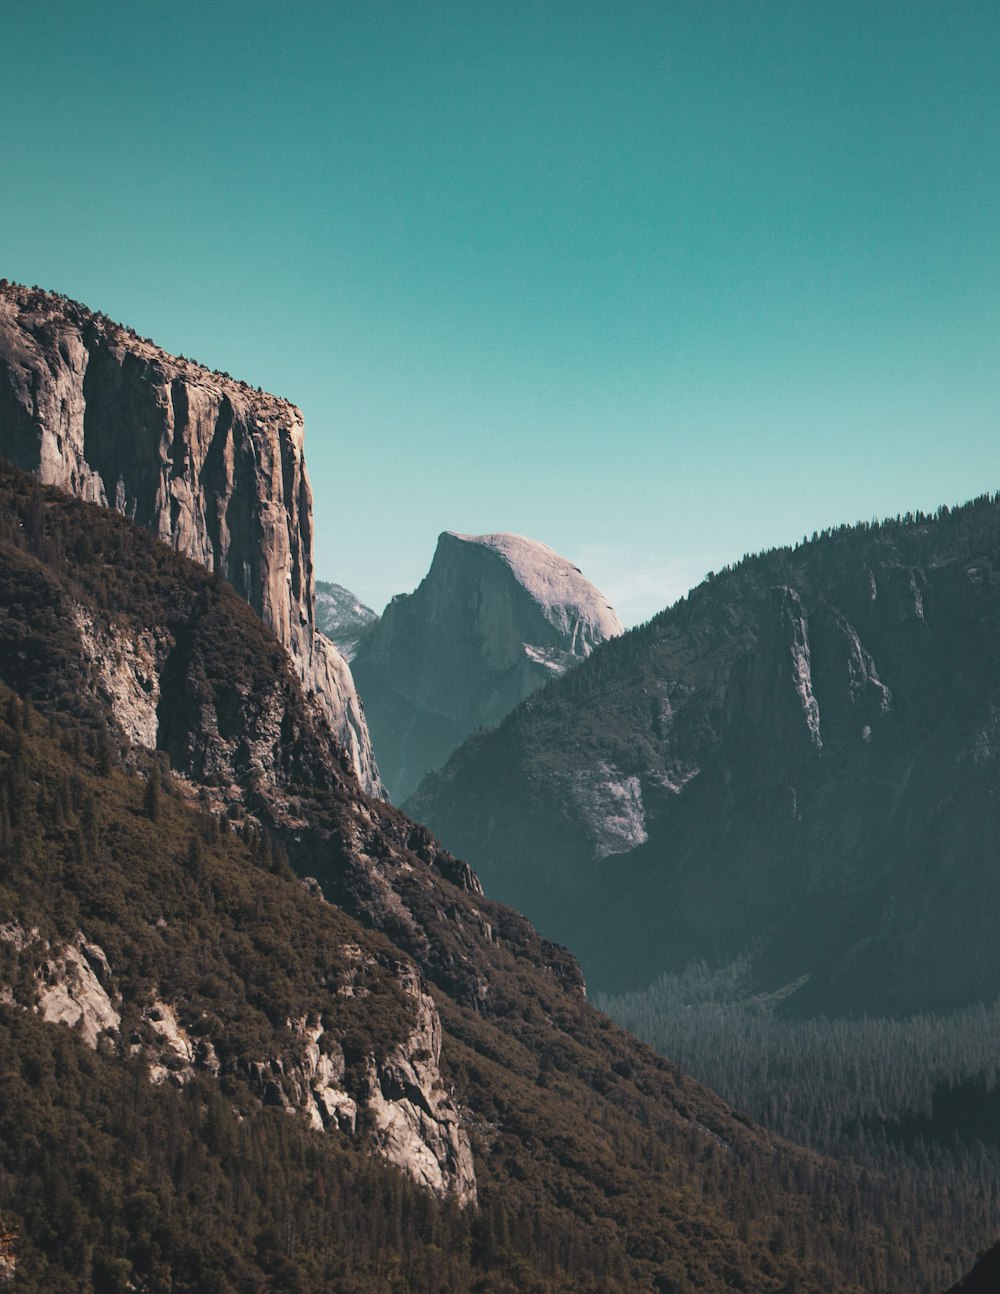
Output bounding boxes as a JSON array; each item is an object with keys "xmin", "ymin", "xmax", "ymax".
[{"xmin": 3, "ymin": 2, "xmax": 999, "ymax": 625}]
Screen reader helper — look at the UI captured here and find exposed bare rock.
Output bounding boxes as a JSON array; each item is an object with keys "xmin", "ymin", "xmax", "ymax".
[
  {"xmin": 353, "ymin": 529, "xmax": 622, "ymax": 802},
  {"xmin": 567, "ymin": 761, "xmax": 648, "ymax": 859},
  {"xmin": 316, "ymin": 580, "xmax": 379, "ymax": 661},
  {"xmin": 139, "ymin": 999, "xmax": 196, "ymax": 1086},
  {"xmin": 242, "ymin": 969, "xmax": 475, "ymax": 1202},
  {"xmin": 0, "ymin": 282, "xmax": 380, "ymax": 794},
  {"xmin": 780, "ymin": 586, "xmax": 822, "ymax": 749},
  {"xmin": 1, "ymin": 924, "xmax": 124, "ymax": 1058},
  {"xmin": 72, "ymin": 606, "xmax": 160, "ymax": 749},
  {"xmin": 38, "ymin": 937, "xmax": 119, "ymax": 1048},
  {"xmin": 362, "ymin": 966, "xmax": 476, "ymax": 1205},
  {"xmin": 286, "ymin": 1016, "xmax": 358, "ymax": 1134},
  {"xmin": 0, "ymin": 921, "xmax": 36, "ymax": 952},
  {"xmin": 0, "ymin": 286, "xmax": 311, "ymax": 654},
  {"xmin": 306, "ymin": 633, "xmax": 380, "ymax": 793}
]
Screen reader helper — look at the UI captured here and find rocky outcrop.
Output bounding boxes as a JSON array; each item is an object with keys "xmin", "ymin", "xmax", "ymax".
[
  {"xmin": 316, "ymin": 580, "xmax": 379, "ymax": 660},
  {"xmin": 0, "ymin": 282, "xmax": 380, "ymax": 793},
  {"xmin": 282, "ymin": 1016, "xmax": 358, "ymax": 1134},
  {"xmin": 0, "ymin": 921, "xmax": 474, "ymax": 1200},
  {"xmin": 361, "ymin": 965, "xmax": 476, "ymax": 1205},
  {"xmin": 137, "ymin": 999, "xmax": 198, "ymax": 1086},
  {"xmin": 35, "ymin": 935, "xmax": 120, "ymax": 1049},
  {"xmin": 352, "ymin": 530, "xmax": 622, "ymax": 801},
  {"xmin": 258, "ymin": 973, "xmax": 477, "ymax": 1201},
  {"xmin": 1, "ymin": 924, "xmax": 120, "ymax": 1048},
  {"xmin": 242, "ymin": 957, "xmax": 475, "ymax": 1202}
]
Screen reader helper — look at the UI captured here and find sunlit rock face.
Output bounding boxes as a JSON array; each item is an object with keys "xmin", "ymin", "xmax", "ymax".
[
  {"xmin": 0, "ymin": 923, "xmax": 120, "ymax": 1049},
  {"xmin": 0, "ymin": 282, "xmax": 380, "ymax": 794},
  {"xmin": 352, "ymin": 530, "xmax": 622, "ymax": 802}
]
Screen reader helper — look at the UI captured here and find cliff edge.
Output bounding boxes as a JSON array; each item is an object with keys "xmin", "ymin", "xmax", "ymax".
[{"xmin": 0, "ymin": 281, "xmax": 380, "ymax": 793}]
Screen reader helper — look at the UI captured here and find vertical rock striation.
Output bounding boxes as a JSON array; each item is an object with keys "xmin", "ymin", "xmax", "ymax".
[{"xmin": 0, "ymin": 282, "xmax": 380, "ymax": 793}]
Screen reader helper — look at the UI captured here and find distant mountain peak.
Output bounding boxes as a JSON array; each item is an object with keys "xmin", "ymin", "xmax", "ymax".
[
  {"xmin": 315, "ymin": 580, "xmax": 379, "ymax": 661},
  {"xmin": 351, "ymin": 530, "xmax": 623, "ymax": 802},
  {"xmin": 442, "ymin": 530, "xmax": 623, "ymax": 645}
]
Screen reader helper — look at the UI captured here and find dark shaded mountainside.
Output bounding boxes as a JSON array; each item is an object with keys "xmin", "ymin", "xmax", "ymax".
[
  {"xmin": 945, "ymin": 1242, "xmax": 1000, "ymax": 1294},
  {"xmin": 411, "ymin": 496, "xmax": 1000, "ymax": 1015},
  {"xmin": 0, "ymin": 464, "xmax": 952, "ymax": 1291}
]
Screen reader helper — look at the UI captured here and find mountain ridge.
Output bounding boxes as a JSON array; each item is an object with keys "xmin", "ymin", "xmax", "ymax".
[
  {"xmin": 409, "ymin": 493, "xmax": 1000, "ymax": 1014},
  {"xmin": 316, "ymin": 579, "xmax": 379, "ymax": 660}
]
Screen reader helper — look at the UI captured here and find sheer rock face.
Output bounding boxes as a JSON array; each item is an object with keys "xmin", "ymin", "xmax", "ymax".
[
  {"xmin": 352, "ymin": 530, "xmax": 622, "ymax": 802},
  {"xmin": 0, "ymin": 283, "xmax": 380, "ymax": 794}
]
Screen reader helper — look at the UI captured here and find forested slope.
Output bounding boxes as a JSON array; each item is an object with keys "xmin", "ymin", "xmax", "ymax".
[
  {"xmin": 412, "ymin": 495, "xmax": 1000, "ymax": 1014},
  {"xmin": 0, "ymin": 463, "xmax": 953, "ymax": 1291}
]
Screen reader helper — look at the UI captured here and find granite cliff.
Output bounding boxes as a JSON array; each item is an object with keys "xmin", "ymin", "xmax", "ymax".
[
  {"xmin": 410, "ymin": 497, "xmax": 1000, "ymax": 1015},
  {"xmin": 352, "ymin": 529, "xmax": 622, "ymax": 801},
  {"xmin": 0, "ymin": 282, "xmax": 380, "ymax": 793}
]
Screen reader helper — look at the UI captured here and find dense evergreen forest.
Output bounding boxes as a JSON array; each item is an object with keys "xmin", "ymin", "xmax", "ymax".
[{"xmin": 596, "ymin": 961, "xmax": 1000, "ymax": 1287}]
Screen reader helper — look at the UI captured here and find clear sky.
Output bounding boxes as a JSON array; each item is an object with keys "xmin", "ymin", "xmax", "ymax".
[{"xmin": 3, "ymin": 1, "xmax": 999, "ymax": 625}]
